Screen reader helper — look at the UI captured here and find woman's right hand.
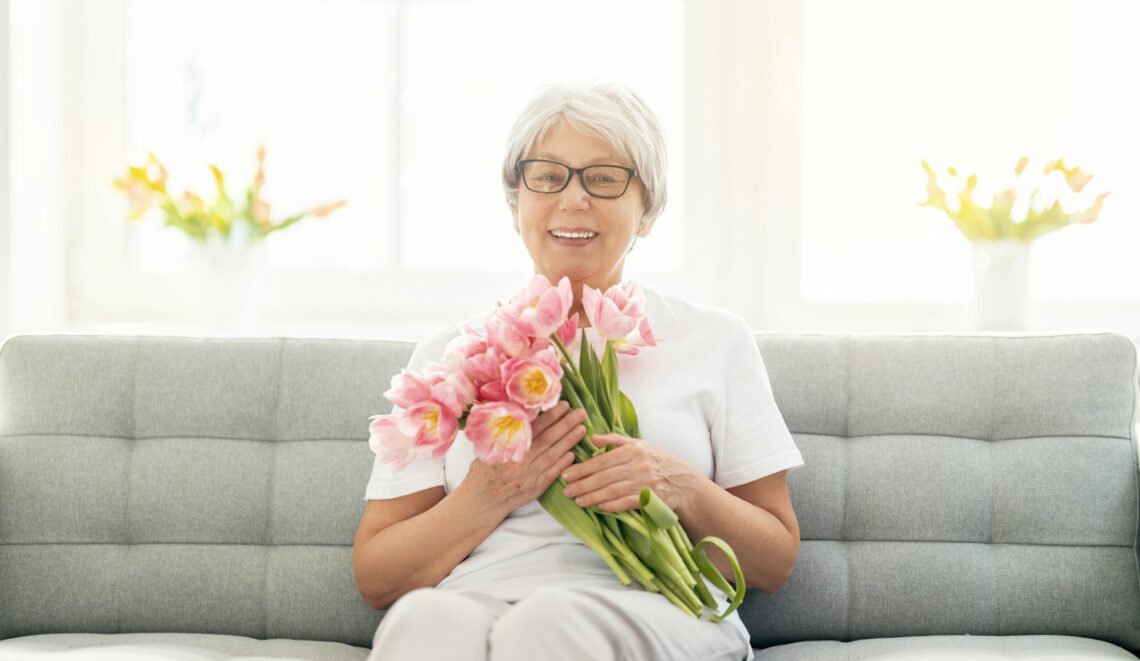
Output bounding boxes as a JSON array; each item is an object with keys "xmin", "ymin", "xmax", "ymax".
[{"xmin": 461, "ymin": 400, "xmax": 588, "ymax": 514}]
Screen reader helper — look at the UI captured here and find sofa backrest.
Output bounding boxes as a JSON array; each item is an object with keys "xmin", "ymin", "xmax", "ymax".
[
  {"xmin": 0, "ymin": 335, "xmax": 408, "ymax": 648},
  {"xmin": 747, "ymin": 333, "xmax": 1140, "ymax": 654},
  {"xmin": 1, "ymin": 333, "xmax": 1137, "ymax": 652}
]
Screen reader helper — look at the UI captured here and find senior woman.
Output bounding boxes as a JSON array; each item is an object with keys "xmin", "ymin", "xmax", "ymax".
[{"xmin": 353, "ymin": 82, "xmax": 804, "ymax": 661}]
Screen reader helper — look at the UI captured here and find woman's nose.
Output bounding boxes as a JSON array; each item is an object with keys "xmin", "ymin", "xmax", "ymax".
[{"xmin": 557, "ymin": 172, "xmax": 591, "ymax": 211}]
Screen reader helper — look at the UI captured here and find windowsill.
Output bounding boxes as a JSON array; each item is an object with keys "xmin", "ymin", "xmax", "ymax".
[
  {"xmin": 8, "ymin": 313, "xmax": 1138, "ymax": 348},
  {"xmin": 4, "ymin": 319, "xmax": 451, "ymax": 344}
]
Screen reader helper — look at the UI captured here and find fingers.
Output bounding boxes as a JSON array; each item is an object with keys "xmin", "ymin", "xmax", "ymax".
[
  {"xmin": 564, "ymin": 443, "xmax": 618, "ymax": 481},
  {"xmin": 542, "ymin": 450, "xmax": 577, "ymax": 486},
  {"xmin": 530, "ymin": 401, "xmax": 569, "ymax": 439},
  {"xmin": 562, "ymin": 464, "xmax": 622, "ymax": 499},
  {"xmin": 538, "ymin": 405, "xmax": 588, "ymax": 447},
  {"xmin": 536, "ymin": 420, "xmax": 586, "ymax": 465},
  {"xmin": 569, "ymin": 479, "xmax": 641, "ymax": 510}
]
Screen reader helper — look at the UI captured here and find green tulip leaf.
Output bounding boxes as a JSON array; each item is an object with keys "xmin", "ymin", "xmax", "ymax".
[
  {"xmin": 640, "ymin": 488, "xmax": 679, "ymax": 529},
  {"xmin": 692, "ymin": 536, "xmax": 746, "ymax": 622},
  {"xmin": 618, "ymin": 390, "xmax": 640, "ymax": 438}
]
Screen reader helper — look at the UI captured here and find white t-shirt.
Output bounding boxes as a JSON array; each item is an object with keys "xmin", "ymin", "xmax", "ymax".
[{"xmin": 363, "ymin": 283, "xmax": 804, "ymax": 634}]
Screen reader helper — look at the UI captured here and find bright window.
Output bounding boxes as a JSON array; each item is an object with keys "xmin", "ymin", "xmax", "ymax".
[
  {"xmin": 801, "ymin": 0, "xmax": 1140, "ymax": 304},
  {"xmin": 122, "ymin": 0, "xmax": 686, "ymax": 276}
]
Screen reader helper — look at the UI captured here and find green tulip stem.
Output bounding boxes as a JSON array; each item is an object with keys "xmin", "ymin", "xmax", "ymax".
[
  {"xmin": 600, "ymin": 524, "xmax": 656, "ymax": 585},
  {"xmin": 656, "ymin": 581, "xmax": 699, "ymax": 618},
  {"xmin": 544, "ymin": 324, "xmax": 748, "ymax": 622},
  {"xmin": 668, "ymin": 525, "xmax": 700, "ymax": 575},
  {"xmin": 538, "ymin": 483, "xmax": 630, "ymax": 586},
  {"xmin": 690, "ymin": 571, "xmax": 720, "ymax": 610},
  {"xmin": 559, "ymin": 381, "xmax": 601, "ymax": 454}
]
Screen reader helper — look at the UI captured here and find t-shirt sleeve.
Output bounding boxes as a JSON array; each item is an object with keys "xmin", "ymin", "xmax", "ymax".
[
  {"xmin": 363, "ymin": 340, "xmax": 447, "ymax": 501},
  {"xmin": 711, "ymin": 317, "xmax": 804, "ymax": 489}
]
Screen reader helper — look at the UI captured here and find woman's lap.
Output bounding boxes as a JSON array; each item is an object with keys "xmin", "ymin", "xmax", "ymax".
[{"xmin": 369, "ymin": 582, "xmax": 751, "ymax": 661}]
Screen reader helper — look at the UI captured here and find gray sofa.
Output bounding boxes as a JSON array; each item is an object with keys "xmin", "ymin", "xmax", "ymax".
[{"xmin": 0, "ymin": 332, "xmax": 1137, "ymax": 660}]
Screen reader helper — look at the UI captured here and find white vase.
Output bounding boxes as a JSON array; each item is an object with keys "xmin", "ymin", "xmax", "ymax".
[
  {"xmin": 184, "ymin": 231, "xmax": 265, "ymax": 333},
  {"xmin": 971, "ymin": 239, "xmax": 1029, "ymax": 331}
]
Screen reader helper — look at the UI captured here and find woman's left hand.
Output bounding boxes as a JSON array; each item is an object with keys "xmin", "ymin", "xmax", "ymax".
[{"xmin": 559, "ymin": 433, "xmax": 702, "ymax": 513}]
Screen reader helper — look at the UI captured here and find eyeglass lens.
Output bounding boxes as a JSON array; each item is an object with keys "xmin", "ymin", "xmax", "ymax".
[{"xmin": 521, "ymin": 161, "xmax": 631, "ymax": 198}]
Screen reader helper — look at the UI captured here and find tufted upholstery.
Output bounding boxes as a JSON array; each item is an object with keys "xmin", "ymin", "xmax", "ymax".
[
  {"xmin": 0, "ymin": 335, "xmax": 407, "ymax": 654},
  {"xmin": 0, "ymin": 332, "xmax": 1137, "ymax": 659},
  {"xmin": 746, "ymin": 334, "xmax": 1140, "ymax": 655}
]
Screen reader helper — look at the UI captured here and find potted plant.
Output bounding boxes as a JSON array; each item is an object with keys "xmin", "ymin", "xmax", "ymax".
[
  {"xmin": 918, "ymin": 157, "xmax": 1109, "ymax": 329},
  {"xmin": 113, "ymin": 146, "xmax": 347, "ymax": 329}
]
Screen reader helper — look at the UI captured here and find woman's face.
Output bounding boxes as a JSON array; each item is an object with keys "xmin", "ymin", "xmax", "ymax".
[{"xmin": 514, "ymin": 120, "xmax": 649, "ymax": 294}]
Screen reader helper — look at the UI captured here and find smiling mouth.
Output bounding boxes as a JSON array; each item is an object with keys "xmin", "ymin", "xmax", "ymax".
[{"xmin": 548, "ymin": 230, "xmax": 598, "ymax": 241}]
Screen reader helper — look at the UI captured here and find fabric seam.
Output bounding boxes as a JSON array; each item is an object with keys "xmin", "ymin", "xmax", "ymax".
[
  {"xmin": 262, "ymin": 339, "xmax": 286, "ymax": 639},
  {"xmin": 844, "ymin": 336, "xmax": 852, "ymax": 643}
]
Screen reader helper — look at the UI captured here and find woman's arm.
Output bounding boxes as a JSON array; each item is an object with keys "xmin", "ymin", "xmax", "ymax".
[
  {"xmin": 352, "ymin": 482, "xmax": 511, "ymax": 610},
  {"xmin": 675, "ymin": 470, "xmax": 800, "ymax": 593},
  {"xmin": 354, "ymin": 402, "xmax": 588, "ymax": 610},
  {"xmin": 561, "ymin": 433, "xmax": 801, "ymax": 593}
]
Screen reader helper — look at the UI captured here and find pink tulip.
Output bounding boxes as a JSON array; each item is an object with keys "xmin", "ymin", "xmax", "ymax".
[
  {"xmin": 368, "ymin": 415, "xmax": 418, "ymax": 472},
  {"xmin": 398, "ymin": 401, "xmax": 458, "ymax": 459},
  {"xmin": 444, "ymin": 370, "xmax": 479, "ymax": 411},
  {"xmin": 440, "ymin": 326, "xmax": 489, "ymax": 371},
  {"xmin": 464, "ymin": 401, "xmax": 533, "ymax": 464},
  {"xmin": 509, "ymin": 275, "xmax": 574, "ymax": 337},
  {"xmin": 485, "ymin": 309, "xmax": 534, "ymax": 358},
  {"xmin": 501, "ymin": 347, "xmax": 564, "ymax": 414},
  {"xmin": 466, "ymin": 345, "xmax": 508, "ymax": 389},
  {"xmin": 479, "ymin": 379, "xmax": 507, "ymax": 402},
  {"xmin": 383, "ymin": 370, "xmax": 434, "ymax": 409},
  {"xmin": 422, "ymin": 368, "xmax": 475, "ymax": 418},
  {"xmin": 581, "ymin": 282, "xmax": 645, "ymax": 341},
  {"xmin": 556, "ymin": 312, "xmax": 579, "ymax": 347},
  {"xmin": 612, "ymin": 316, "xmax": 660, "ymax": 356}
]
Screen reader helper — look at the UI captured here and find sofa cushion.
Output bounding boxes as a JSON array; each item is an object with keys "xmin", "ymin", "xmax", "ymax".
[
  {"xmin": 0, "ymin": 633, "xmax": 368, "ymax": 660},
  {"xmin": 747, "ymin": 334, "xmax": 1140, "ymax": 654},
  {"xmin": 756, "ymin": 634, "xmax": 1138, "ymax": 660},
  {"xmin": 0, "ymin": 336, "xmax": 405, "ymax": 647},
  {"xmin": 1, "ymin": 333, "xmax": 1137, "ymax": 657}
]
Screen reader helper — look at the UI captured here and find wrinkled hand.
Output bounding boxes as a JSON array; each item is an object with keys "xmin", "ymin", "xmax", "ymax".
[
  {"xmin": 462, "ymin": 401, "xmax": 588, "ymax": 514},
  {"xmin": 560, "ymin": 433, "xmax": 702, "ymax": 513}
]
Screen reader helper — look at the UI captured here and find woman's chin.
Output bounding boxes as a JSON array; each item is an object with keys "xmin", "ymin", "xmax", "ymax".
[{"xmin": 533, "ymin": 265, "xmax": 586, "ymax": 285}]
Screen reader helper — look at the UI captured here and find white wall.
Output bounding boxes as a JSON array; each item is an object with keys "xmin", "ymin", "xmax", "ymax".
[
  {"xmin": 6, "ymin": 0, "xmax": 68, "ymax": 341},
  {"xmin": 4, "ymin": 0, "xmax": 1138, "ymax": 344},
  {"xmin": 0, "ymin": 0, "xmax": 10, "ymax": 345}
]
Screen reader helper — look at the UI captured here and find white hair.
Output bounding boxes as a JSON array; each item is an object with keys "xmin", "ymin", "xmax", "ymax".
[{"xmin": 501, "ymin": 82, "xmax": 668, "ymax": 224}]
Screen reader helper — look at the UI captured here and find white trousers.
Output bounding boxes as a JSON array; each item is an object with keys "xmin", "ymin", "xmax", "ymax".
[{"xmin": 368, "ymin": 582, "xmax": 754, "ymax": 661}]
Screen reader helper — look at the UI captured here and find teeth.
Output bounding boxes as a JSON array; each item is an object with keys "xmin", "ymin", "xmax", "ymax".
[{"xmin": 551, "ymin": 230, "xmax": 597, "ymax": 239}]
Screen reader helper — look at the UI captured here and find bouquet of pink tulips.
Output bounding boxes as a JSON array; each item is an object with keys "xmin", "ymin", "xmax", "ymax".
[{"xmin": 368, "ymin": 275, "xmax": 746, "ymax": 621}]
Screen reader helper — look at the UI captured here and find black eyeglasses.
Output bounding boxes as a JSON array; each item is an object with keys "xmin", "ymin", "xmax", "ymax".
[{"xmin": 516, "ymin": 159, "xmax": 637, "ymax": 199}]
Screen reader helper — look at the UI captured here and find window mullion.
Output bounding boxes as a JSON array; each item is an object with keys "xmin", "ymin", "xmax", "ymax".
[{"xmin": 392, "ymin": 0, "xmax": 404, "ymax": 272}]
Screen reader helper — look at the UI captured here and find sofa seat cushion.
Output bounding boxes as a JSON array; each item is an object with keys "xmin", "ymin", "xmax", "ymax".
[
  {"xmin": 756, "ymin": 635, "xmax": 1138, "ymax": 660},
  {"xmin": 0, "ymin": 633, "xmax": 369, "ymax": 660}
]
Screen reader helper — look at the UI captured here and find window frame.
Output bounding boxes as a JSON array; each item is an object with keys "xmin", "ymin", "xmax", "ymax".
[
  {"xmin": 15, "ymin": 0, "xmax": 1140, "ymax": 342},
  {"xmin": 55, "ymin": 0, "xmax": 728, "ymax": 333}
]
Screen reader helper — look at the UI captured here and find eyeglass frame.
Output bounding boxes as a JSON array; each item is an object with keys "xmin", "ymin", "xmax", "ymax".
[{"xmin": 515, "ymin": 159, "xmax": 638, "ymax": 199}]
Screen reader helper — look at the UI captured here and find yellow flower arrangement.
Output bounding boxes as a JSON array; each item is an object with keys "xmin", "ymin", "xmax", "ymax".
[
  {"xmin": 918, "ymin": 157, "xmax": 1110, "ymax": 242},
  {"xmin": 113, "ymin": 146, "xmax": 347, "ymax": 243}
]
